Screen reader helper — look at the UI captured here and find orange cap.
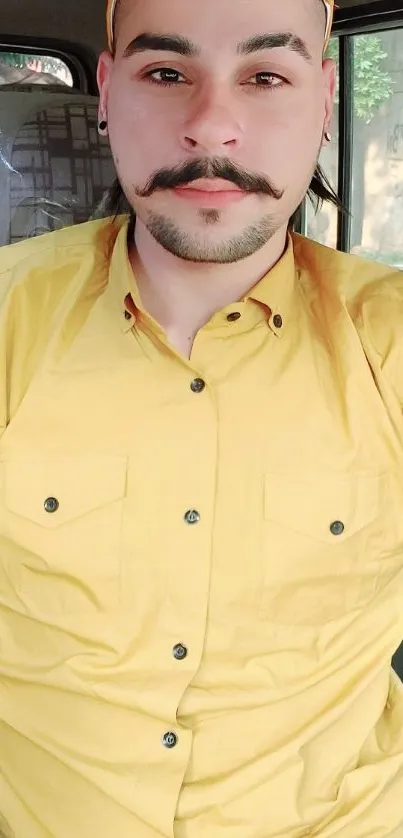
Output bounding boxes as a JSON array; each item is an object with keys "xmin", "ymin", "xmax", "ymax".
[
  {"xmin": 323, "ymin": 0, "xmax": 334, "ymax": 49},
  {"xmin": 106, "ymin": 0, "xmax": 334, "ymax": 53}
]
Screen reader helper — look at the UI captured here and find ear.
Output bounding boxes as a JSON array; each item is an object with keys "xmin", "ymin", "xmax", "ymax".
[
  {"xmin": 322, "ymin": 57, "xmax": 337, "ymax": 135},
  {"xmin": 97, "ymin": 51, "xmax": 114, "ymax": 122}
]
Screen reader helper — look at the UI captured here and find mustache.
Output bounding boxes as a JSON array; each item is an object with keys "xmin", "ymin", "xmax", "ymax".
[{"xmin": 135, "ymin": 158, "xmax": 284, "ymax": 200}]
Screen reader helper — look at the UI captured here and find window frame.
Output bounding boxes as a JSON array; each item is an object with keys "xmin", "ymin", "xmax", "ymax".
[
  {"xmin": 331, "ymin": 1, "xmax": 403, "ymax": 251},
  {"xmin": 0, "ymin": 35, "xmax": 98, "ymax": 94}
]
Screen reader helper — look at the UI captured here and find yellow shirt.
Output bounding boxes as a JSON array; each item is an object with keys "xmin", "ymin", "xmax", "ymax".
[{"xmin": 1, "ymin": 216, "xmax": 403, "ymax": 838}]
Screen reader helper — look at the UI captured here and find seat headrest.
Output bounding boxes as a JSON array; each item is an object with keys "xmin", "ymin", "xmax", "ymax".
[{"xmin": 0, "ymin": 90, "xmax": 116, "ymax": 245}]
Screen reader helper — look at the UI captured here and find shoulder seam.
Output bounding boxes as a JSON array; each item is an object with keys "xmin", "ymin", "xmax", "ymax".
[{"xmin": 0, "ymin": 239, "xmax": 98, "ymax": 280}]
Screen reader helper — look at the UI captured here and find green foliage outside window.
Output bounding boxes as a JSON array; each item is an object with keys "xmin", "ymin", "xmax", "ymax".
[
  {"xmin": 0, "ymin": 52, "xmax": 71, "ymax": 84},
  {"xmin": 1, "ymin": 52, "xmax": 61, "ymax": 74},
  {"xmin": 326, "ymin": 35, "xmax": 394, "ymax": 123}
]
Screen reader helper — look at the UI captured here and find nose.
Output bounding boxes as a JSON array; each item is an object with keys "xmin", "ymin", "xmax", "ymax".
[{"xmin": 180, "ymin": 87, "xmax": 243, "ymax": 154}]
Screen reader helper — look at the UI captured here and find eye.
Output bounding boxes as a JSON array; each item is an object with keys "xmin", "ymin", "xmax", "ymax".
[
  {"xmin": 245, "ymin": 72, "xmax": 286, "ymax": 90},
  {"xmin": 145, "ymin": 68, "xmax": 187, "ymax": 86}
]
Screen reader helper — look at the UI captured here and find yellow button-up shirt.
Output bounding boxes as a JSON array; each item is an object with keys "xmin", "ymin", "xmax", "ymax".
[{"xmin": 1, "ymin": 216, "xmax": 403, "ymax": 838}]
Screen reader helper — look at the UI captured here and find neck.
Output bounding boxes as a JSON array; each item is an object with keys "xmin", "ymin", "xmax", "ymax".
[{"xmin": 128, "ymin": 219, "xmax": 288, "ymax": 343}]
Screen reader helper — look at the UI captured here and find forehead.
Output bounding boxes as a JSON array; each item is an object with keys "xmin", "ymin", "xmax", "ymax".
[{"xmin": 115, "ymin": 0, "xmax": 324, "ymax": 55}]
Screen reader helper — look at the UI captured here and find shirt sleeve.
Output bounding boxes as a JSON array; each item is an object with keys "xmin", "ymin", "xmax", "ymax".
[
  {"xmin": 0, "ymin": 260, "xmax": 52, "ymax": 440},
  {"xmin": 353, "ymin": 272, "xmax": 403, "ymax": 411}
]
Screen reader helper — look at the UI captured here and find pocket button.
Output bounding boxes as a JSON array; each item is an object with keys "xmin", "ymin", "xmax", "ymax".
[
  {"xmin": 44, "ymin": 497, "xmax": 60, "ymax": 514},
  {"xmin": 330, "ymin": 520, "xmax": 345, "ymax": 536}
]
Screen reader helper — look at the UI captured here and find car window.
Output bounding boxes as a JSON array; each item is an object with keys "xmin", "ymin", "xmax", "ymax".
[
  {"xmin": 0, "ymin": 51, "xmax": 73, "ymax": 88},
  {"xmin": 305, "ymin": 24, "xmax": 403, "ymax": 270}
]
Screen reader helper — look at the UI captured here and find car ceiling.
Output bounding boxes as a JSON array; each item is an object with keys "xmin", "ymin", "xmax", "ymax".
[{"xmin": 0, "ymin": 0, "xmax": 384, "ymax": 65}]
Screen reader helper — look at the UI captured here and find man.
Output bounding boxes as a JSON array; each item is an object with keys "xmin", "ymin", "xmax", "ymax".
[{"xmin": 1, "ymin": 0, "xmax": 403, "ymax": 835}]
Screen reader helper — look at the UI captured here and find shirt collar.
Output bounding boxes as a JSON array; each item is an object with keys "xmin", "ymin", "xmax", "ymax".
[
  {"xmin": 103, "ymin": 216, "xmax": 140, "ymax": 334},
  {"xmin": 106, "ymin": 216, "xmax": 298, "ymax": 339},
  {"xmin": 240, "ymin": 233, "xmax": 298, "ymax": 338}
]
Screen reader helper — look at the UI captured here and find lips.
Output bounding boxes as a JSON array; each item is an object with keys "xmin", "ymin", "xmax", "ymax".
[
  {"xmin": 172, "ymin": 183, "xmax": 247, "ymax": 207},
  {"xmin": 176, "ymin": 179, "xmax": 243, "ymax": 193}
]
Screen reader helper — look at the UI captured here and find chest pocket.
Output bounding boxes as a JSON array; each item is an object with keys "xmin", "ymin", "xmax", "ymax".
[
  {"xmin": 259, "ymin": 472, "xmax": 383, "ymax": 626},
  {"xmin": 0, "ymin": 455, "xmax": 127, "ymax": 615}
]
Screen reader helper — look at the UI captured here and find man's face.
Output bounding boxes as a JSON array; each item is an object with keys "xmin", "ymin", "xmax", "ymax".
[{"xmin": 98, "ymin": 0, "xmax": 336, "ymax": 263}]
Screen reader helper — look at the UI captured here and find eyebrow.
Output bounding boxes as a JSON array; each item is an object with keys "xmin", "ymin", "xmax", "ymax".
[
  {"xmin": 122, "ymin": 31, "xmax": 312, "ymax": 63},
  {"xmin": 123, "ymin": 33, "xmax": 200, "ymax": 59},
  {"xmin": 238, "ymin": 33, "xmax": 312, "ymax": 62}
]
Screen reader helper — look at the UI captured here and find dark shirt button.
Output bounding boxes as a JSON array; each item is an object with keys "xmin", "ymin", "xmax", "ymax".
[
  {"xmin": 227, "ymin": 312, "xmax": 242, "ymax": 322},
  {"xmin": 124, "ymin": 310, "xmax": 132, "ymax": 320},
  {"xmin": 330, "ymin": 520, "xmax": 345, "ymax": 536},
  {"xmin": 44, "ymin": 497, "xmax": 59, "ymax": 514},
  {"xmin": 273, "ymin": 314, "xmax": 283, "ymax": 329},
  {"xmin": 162, "ymin": 731, "xmax": 178, "ymax": 749},
  {"xmin": 191, "ymin": 378, "xmax": 206, "ymax": 393},
  {"xmin": 184, "ymin": 509, "xmax": 200, "ymax": 525},
  {"xmin": 173, "ymin": 644, "xmax": 188, "ymax": 661}
]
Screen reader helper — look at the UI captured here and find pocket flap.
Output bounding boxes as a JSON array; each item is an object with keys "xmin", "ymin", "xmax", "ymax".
[
  {"xmin": 3, "ymin": 455, "xmax": 128, "ymax": 528},
  {"xmin": 264, "ymin": 472, "xmax": 380, "ymax": 543}
]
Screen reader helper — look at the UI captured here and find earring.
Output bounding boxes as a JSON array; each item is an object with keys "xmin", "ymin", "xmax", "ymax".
[
  {"xmin": 324, "ymin": 131, "xmax": 332, "ymax": 143},
  {"xmin": 98, "ymin": 119, "xmax": 108, "ymax": 134}
]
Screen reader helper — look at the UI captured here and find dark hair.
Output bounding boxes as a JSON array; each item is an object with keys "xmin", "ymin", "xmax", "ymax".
[
  {"xmin": 290, "ymin": 163, "xmax": 346, "ymax": 229},
  {"xmin": 95, "ymin": 165, "xmax": 345, "ymax": 231}
]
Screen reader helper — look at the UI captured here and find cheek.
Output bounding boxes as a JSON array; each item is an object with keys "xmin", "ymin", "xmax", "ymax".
[
  {"xmin": 108, "ymin": 74, "xmax": 177, "ymax": 132},
  {"xmin": 107, "ymin": 83, "xmax": 178, "ymax": 168},
  {"xmin": 249, "ymin": 124, "xmax": 315, "ymax": 180},
  {"xmin": 248, "ymin": 93, "xmax": 321, "ymax": 156}
]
